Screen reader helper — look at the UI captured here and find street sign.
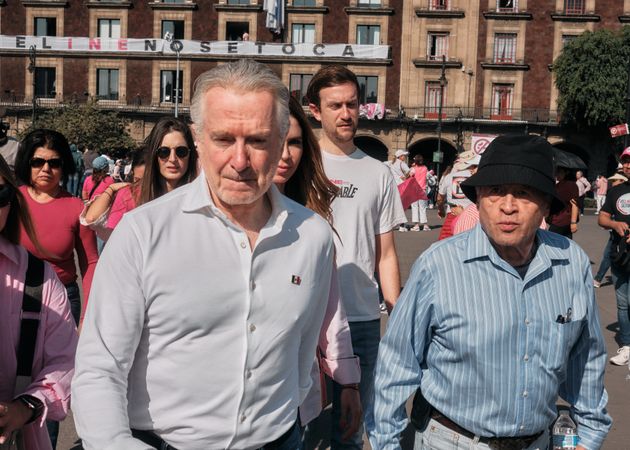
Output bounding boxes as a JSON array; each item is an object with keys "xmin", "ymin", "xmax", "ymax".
[
  {"xmin": 433, "ymin": 151, "xmax": 443, "ymax": 163},
  {"xmin": 609, "ymin": 123, "xmax": 629, "ymax": 138}
]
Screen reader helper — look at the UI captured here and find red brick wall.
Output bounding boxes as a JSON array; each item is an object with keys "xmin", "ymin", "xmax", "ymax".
[
  {"xmin": 475, "ymin": 0, "xmax": 489, "ymax": 110},
  {"xmin": 0, "ymin": 57, "xmax": 26, "ymax": 98},
  {"xmin": 323, "ymin": 0, "xmax": 350, "ymax": 44},
  {"xmin": 386, "ymin": 0, "xmax": 402, "ymax": 109},
  {"xmin": 62, "ymin": 58, "xmax": 88, "ymax": 99},
  {"xmin": 126, "ymin": 59, "xmax": 153, "ymax": 104}
]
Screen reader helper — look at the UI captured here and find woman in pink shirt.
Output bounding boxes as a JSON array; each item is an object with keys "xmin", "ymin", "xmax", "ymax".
[
  {"xmin": 0, "ymin": 154, "xmax": 78, "ymax": 450},
  {"xmin": 15, "ymin": 129, "xmax": 98, "ymax": 326},
  {"xmin": 80, "ymin": 117, "xmax": 198, "ymax": 241},
  {"xmin": 274, "ymin": 96, "xmax": 361, "ymax": 440}
]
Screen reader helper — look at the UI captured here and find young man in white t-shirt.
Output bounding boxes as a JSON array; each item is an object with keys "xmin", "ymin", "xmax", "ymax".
[{"xmin": 307, "ymin": 65, "xmax": 406, "ymax": 449}]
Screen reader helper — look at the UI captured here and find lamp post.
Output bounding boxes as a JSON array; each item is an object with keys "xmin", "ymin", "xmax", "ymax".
[
  {"xmin": 625, "ymin": 59, "xmax": 630, "ymax": 148},
  {"xmin": 27, "ymin": 45, "xmax": 37, "ymax": 124},
  {"xmin": 435, "ymin": 55, "xmax": 447, "ymax": 179},
  {"xmin": 164, "ymin": 32, "xmax": 182, "ymax": 118}
]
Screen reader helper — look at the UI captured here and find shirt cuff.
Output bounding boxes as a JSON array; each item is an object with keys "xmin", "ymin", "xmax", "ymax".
[{"xmin": 320, "ymin": 356, "xmax": 360, "ymax": 386}]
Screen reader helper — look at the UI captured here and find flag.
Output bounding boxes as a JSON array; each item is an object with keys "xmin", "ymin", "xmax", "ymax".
[{"xmin": 610, "ymin": 123, "xmax": 629, "ymax": 138}]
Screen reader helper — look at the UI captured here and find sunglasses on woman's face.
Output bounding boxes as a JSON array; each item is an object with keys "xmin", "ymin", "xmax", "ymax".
[
  {"xmin": 30, "ymin": 157, "xmax": 63, "ymax": 169},
  {"xmin": 156, "ymin": 146, "xmax": 190, "ymax": 160},
  {"xmin": 0, "ymin": 184, "xmax": 15, "ymax": 208}
]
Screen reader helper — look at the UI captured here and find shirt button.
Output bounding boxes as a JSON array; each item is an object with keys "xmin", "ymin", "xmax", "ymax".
[
  {"xmin": 522, "ymin": 390, "xmax": 528, "ymax": 397},
  {"xmin": 249, "ymin": 324, "xmax": 256, "ymax": 332},
  {"xmin": 523, "ymin": 354, "xmax": 529, "ymax": 361},
  {"xmin": 250, "ymin": 281, "xmax": 256, "ymax": 290},
  {"xmin": 520, "ymin": 425, "xmax": 525, "ymax": 431},
  {"xmin": 240, "ymin": 413, "xmax": 246, "ymax": 423},
  {"xmin": 246, "ymin": 370, "xmax": 252, "ymax": 379},
  {"xmin": 240, "ymin": 241, "xmax": 247, "ymax": 249},
  {"xmin": 525, "ymin": 318, "xmax": 531, "ymax": 325}
]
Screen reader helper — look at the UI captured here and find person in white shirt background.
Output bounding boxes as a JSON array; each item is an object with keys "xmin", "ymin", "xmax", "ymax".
[{"xmin": 72, "ymin": 59, "xmax": 336, "ymax": 450}]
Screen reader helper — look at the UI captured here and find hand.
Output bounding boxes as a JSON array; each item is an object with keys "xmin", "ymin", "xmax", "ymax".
[
  {"xmin": 109, "ymin": 182, "xmax": 130, "ymax": 192},
  {"xmin": 0, "ymin": 401, "xmax": 32, "ymax": 445},
  {"xmin": 570, "ymin": 223, "xmax": 577, "ymax": 234},
  {"xmin": 339, "ymin": 388, "xmax": 362, "ymax": 441},
  {"xmin": 612, "ymin": 221, "xmax": 629, "ymax": 238},
  {"xmin": 451, "ymin": 205, "xmax": 464, "ymax": 217}
]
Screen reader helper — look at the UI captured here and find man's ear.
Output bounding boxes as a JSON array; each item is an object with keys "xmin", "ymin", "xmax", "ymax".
[{"xmin": 308, "ymin": 103, "xmax": 321, "ymax": 122}]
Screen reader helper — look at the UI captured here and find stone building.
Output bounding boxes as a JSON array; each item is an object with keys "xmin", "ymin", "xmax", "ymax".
[{"xmin": 1, "ymin": 0, "xmax": 630, "ymax": 176}]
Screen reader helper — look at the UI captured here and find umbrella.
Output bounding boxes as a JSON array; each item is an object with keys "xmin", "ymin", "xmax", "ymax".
[{"xmin": 553, "ymin": 148, "xmax": 587, "ymax": 170}]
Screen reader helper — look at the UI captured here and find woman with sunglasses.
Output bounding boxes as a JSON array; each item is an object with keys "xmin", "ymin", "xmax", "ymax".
[
  {"xmin": 81, "ymin": 148, "xmax": 147, "ymax": 242},
  {"xmin": 80, "ymin": 117, "xmax": 197, "ymax": 241},
  {"xmin": 0, "ymin": 154, "xmax": 78, "ymax": 450},
  {"xmin": 14, "ymin": 129, "xmax": 98, "ymax": 329},
  {"xmin": 274, "ymin": 96, "xmax": 361, "ymax": 444}
]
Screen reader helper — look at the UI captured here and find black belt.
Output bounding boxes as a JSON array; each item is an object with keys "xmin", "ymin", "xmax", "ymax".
[
  {"xmin": 131, "ymin": 429, "xmax": 178, "ymax": 450},
  {"xmin": 430, "ymin": 411, "xmax": 544, "ymax": 450},
  {"xmin": 131, "ymin": 419, "xmax": 298, "ymax": 450}
]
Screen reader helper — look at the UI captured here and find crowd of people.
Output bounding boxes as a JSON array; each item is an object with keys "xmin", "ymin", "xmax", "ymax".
[{"xmin": 0, "ymin": 59, "xmax": 620, "ymax": 450}]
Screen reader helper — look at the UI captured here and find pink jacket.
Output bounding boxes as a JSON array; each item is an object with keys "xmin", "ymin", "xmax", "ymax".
[
  {"xmin": 299, "ymin": 268, "xmax": 360, "ymax": 425},
  {"xmin": 0, "ymin": 237, "xmax": 78, "ymax": 450}
]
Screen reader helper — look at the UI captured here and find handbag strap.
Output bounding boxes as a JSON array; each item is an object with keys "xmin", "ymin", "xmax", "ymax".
[{"xmin": 16, "ymin": 252, "xmax": 44, "ymax": 377}]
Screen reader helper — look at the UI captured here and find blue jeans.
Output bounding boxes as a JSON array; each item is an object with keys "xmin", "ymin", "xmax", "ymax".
[
  {"xmin": 331, "ymin": 319, "xmax": 380, "ymax": 450},
  {"xmin": 65, "ymin": 173, "xmax": 80, "ymax": 197},
  {"xmin": 413, "ymin": 419, "xmax": 549, "ymax": 450},
  {"xmin": 594, "ymin": 235, "xmax": 612, "ymax": 282},
  {"xmin": 259, "ymin": 420, "xmax": 301, "ymax": 450},
  {"xmin": 612, "ymin": 264, "xmax": 630, "ymax": 346}
]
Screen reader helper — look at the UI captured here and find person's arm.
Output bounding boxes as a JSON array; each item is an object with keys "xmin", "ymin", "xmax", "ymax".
[
  {"xmin": 72, "ymin": 217, "xmax": 153, "ymax": 450},
  {"xmin": 81, "ymin": 177, "xmax": 91, "ymax": 202},
  {"xmin": 375, "ymin": 231, "xmax": 401, "ymax": 313},
  {"xmin": 570, "ymin": 199, "xmax": 579, "ymax": 234},
  {"xmin": 74, "ymin": 216, "xmax": 99, "ymax": 305},
  {"xmin": 558, "ymin": 257, "xmax": 612, "ymax": 450},
  {"xmin": 436, "ymin": 193, "xmax": 446, "ymax": 218},
  {"xmin": 84, "ymin": 183, "xmax": 129, "ymax": 224},
  {"xmin": 0, "ymin": 261, "xmax": 78, "ymax": 444},
  {"xmin": 367, "ymin": 256, "xmax": 434, "ymax": 450},
  {"xmin": 598, "ymin": 211, "xmax": 628, "ymax": 237},
  {"xmin": 317, "ymin": 267, "xmax": 361, "ymax": 440}
]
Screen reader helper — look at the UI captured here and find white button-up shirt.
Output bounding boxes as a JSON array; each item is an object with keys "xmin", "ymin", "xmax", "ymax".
[{"xmin": 72, "ymin": 173, "xmax": 335, "ymax": 450}]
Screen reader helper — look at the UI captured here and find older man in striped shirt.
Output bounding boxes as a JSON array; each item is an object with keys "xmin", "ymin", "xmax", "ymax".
[{"xmin": 369, "ymin": 135, "xmax": 611, "ymax": 450}]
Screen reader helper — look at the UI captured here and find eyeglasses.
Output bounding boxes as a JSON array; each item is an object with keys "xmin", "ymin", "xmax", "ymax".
[
  {"xmin": 30, "ymin": 157, "xmax": 63, "ymax": 169},
  {"xmin": 156, "ymin": 146, "xmax": 190, "ymax": 160},
  {"xmin": 0, "ymin": 184, "xmax": 15, "ymax": 208}
]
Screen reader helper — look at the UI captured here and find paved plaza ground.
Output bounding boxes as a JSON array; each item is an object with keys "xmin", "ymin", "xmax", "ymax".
[{"xmin": 57, "ymin": 209, "xmax": 629, "ymax": 449}]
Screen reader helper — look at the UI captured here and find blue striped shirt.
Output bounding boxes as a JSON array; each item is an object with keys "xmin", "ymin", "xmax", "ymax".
[{"xmin": 368, "ymin": 225, "xmax": 611, "ymax": 450}]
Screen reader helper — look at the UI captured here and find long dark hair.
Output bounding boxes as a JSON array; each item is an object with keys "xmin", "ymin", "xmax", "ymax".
[
  {"xmin": 15, "ymin": 129, "xmax": 76, "ymax": 186},
  {"xmin": 138, "ymin": 117, "xmax": 198, "ymax": 206},
  {"xmin": 0, "ymin": 155, "xmax": 44, "ymax": 252},
  {"xmin": 283, "ymin": 96, "xmax": 338, "ymax": 223}
]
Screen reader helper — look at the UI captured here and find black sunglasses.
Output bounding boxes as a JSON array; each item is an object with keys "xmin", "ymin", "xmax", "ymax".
[
  {"xmin": 30, "ymin": 157, "xmax": 63, "ymax": 169},
  {"xmin": 0, "ymin": 184, "xmax": 15, "ymax": 208},
  {"xmin": 156, "ymin": 146, "xmax": 190, "ymax": 160}
]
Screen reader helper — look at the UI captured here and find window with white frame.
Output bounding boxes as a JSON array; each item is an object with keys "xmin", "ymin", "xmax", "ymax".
[
  {"xmin": 427, "ymin": 32, "xmax": 449, "ymax": 61},
  {"xmin": 493, "ymin": 33, "xmax": 516, "ymax": 63},
  {"xmin": 35, "ymin": 68, "xmax": 56, "ymax": 98},
  {"xmin": 561, "ymin": 34, "xmax": 578, "ymax": 47},
  {"xmin": 429, "ymin": 0, "xmax": 448, "ymax": 11},
  {"xmin": 293, "ymin": 0, "xmax": 316, "ymax": 5},
  {"xmin": 564, "ymin": 0, "xmax": 584, "ymax": 14},
  {"xmin": 97, "ymin": 69, "xmax": 119, "ymax": 100},
  {"xmin": 357, "ymin": 0, "xmax": 381, "ymax": 7},
  {"xmin": 356, "ymin": 25, "xmax": 380, "ymax": 45},
  {"xmin": 34, "ymin": 17, "xmax": 56, "ymax": 36},
  {"xmin": 491, "ymin": 83, "xmax": 513, "ymax": 118},
  {"xmin": 161, "ymin": 20, "xmax": 184, "ymax": 40},
  {"xmin": 289, "ymin": 73, "xmax": 313, "ymax": 106},
  {"xmin": 292, "ymin": 23, "xmax": 315, "ymax": 44},
  {"xmin": 98, "ymin": 19, "xmax": 121, "ymax": 38},
  {"xmin": 160, "ymin": 70, "xmax": 183, "ymax": 103},
  {"xmin": 497, "ymin": 0, "xmax": 517, "ymax": 12},
  {"xmin": 226, "ymin": 22, "xmax": 249, "ymax": 40},
  {"xmin": 357, "ymin": 76, "xmax": 378, "ymax": 104},
  {"xmin": 425, "ymin": 81, "xmax": 445, "ymax": 116}
]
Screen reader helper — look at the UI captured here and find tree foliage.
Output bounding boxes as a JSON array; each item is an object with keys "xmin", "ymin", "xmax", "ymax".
[
  {"xmin": 20, "ymin": 101, "xmax": 135, "ymax": 152},
  {"xmin": 554, "ymin": 27, "xmax": 630, "ymax": 130}
]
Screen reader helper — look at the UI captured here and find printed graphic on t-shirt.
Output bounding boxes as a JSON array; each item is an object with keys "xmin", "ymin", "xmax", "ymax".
[
  {"xmin": 451, "ymin": 176, "xmax": 468, "ymax": 200},
  {"xmin": 616, "ymin": 193, "xmax": 630, "ymax": 215},
  {"xmin": 330, "ymin": 178, "xmax": 359, "ymax": 198}
]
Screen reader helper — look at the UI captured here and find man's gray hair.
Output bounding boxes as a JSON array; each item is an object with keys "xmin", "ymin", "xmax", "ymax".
[{"xmin": 190, "ymin": 59, "xmax": 290, "ymax": 140}]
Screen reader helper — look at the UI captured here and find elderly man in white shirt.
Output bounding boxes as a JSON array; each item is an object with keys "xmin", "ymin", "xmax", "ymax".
[{"xmin": 72, "ymin": 60, "xmax": 335, "ymax": 450}]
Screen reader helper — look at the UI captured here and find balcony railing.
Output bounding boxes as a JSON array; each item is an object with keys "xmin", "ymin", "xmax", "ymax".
[{"xmin": 402, "ymin": 106, "xmax": 558, "ymax": 124}]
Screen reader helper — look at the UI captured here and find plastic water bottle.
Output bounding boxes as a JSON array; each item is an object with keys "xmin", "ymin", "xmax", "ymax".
[{"xmin": 552, "ymin": 410, "xmax": 579, "ymax": 449}]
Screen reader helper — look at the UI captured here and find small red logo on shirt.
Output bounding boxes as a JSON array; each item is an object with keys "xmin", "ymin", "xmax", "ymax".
[{"xmin": 291, "ymin": 275, "xmax": 301, "ymax": 285}]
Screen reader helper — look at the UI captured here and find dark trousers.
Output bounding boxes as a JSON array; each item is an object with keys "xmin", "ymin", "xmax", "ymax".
[
  {"xmin": 548, "ymin": 223, "xmax": 572, "ymax": 239},
  {"xmin": 595, "ymin": 235, "xmax": 613, "ymax": 282}
]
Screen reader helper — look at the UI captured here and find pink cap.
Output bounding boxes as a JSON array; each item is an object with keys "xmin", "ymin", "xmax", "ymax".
[{"xmin": 621, "ymin": 147, "xmax": 630, "ymax": 159}]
